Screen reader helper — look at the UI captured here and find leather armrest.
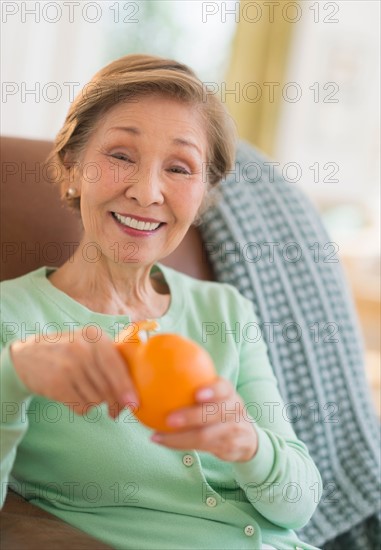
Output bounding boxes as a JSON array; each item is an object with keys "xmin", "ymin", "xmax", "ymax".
[{"xmin": 0, "ymin": 489, "xmax": 111, "ymax": 549}]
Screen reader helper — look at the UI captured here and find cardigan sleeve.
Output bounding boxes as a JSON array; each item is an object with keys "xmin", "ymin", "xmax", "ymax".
[
  {"xmin": 231, "ymin": 296, "xmax": 323, "ymax": 530},
  {"xmin": 0, "ymin": 342, "xmax": 33, "ymax": 509}
]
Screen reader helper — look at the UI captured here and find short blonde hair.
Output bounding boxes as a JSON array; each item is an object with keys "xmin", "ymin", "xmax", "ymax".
[{"xmin": 46, "ymin": 54, "xmax": 237, "ymax": 216}]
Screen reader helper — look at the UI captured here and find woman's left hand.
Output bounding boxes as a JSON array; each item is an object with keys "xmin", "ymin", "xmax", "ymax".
[{"xmin": 150, "ymin": 378, "xmax": 258, "ymax": 462}]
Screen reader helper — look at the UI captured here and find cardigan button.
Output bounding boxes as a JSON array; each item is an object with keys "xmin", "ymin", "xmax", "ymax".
[
  {"xmin": 182, "ymin": 454, "xmax": 194, "ymax": 467},
  {"xmin": 206, "ymin": 496, "xmax": 217, "ymax": 507},
  {"xmin": 244, "ymin": 525, "xmax": 255, "ymax": 536}
]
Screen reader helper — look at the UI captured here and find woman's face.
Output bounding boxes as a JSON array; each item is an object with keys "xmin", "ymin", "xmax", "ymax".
[{"xmin": 72, "ymin": 95, "xmax": 208, "ymax": 266}]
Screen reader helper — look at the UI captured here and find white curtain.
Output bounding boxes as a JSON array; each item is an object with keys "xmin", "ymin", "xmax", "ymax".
[
  {"xmin": 274, "ymin": 0, "xmax": 380, "ymax": 214},
  {"xmin": 1, "ymin": 0, "xmax": 237, "ymax": 141},
  {"xmin": 1, "ymin": 3, "xmax": 107, "ymax": 140}
]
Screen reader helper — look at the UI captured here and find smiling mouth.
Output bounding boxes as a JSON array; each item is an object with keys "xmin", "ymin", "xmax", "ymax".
[{"xmin": 112, "ymin": 212, "xmax": 163, "ymax": 231}]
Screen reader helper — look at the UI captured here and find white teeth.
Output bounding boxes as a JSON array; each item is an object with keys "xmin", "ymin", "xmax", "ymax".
[
  {"xmin": 113, "ymin": 212, "xmax": 160, "ymax": 231},
  {"xmin": 129, "ymin": 217, "xmax": 139, "ymax": 229}
]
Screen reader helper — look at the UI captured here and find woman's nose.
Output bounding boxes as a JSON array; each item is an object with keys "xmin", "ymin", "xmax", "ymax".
[{"xmin": 124, "ymin": 166, "xmax": 164, "ymax": 207}]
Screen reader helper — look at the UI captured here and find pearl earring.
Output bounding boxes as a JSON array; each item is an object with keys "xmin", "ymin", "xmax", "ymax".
[{"xmin": 65, "ymin": 187, "xmax": 78, "ymax": 198}]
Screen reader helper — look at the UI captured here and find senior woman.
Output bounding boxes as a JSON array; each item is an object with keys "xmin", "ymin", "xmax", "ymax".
[{"xmin": 1, "ymin": 55, "xmax": 322, "ymax": 550}]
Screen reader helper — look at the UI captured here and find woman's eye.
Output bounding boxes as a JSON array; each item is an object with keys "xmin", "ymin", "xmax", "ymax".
[
  {"xmin": 169, "ymin": 166, "xmax": 191, "ymax": 175},
  {"xmin": 110, "ymin": 153, "xmax": 132, "ymax": 162}
]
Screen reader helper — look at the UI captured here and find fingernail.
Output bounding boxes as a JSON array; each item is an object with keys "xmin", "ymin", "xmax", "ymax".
[
  {"xmin": 167, "ymin": 414, "xmax": 185, "ymax": 427},
  {"xmin": 151, "ymin": 434, "xmax": 163, "ymax": 443},
  {"xmin": 122, "ymin": 391, "xmax": 139, "ymax": 406},
  {"xmin": 196, "ymin": 388, "xmax": 214, "ymax": 401}
]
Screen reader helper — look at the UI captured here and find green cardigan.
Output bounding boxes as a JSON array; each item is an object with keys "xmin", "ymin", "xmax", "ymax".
[{"xmin": 1, "ymin": 264, "xmax": 322, "ymax": 549}]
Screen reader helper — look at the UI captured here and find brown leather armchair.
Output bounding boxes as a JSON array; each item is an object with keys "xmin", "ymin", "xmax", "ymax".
[
  {"xmin": 0, "ymin": 136, "xmax": 214, "ymax": 548},
  {"xmin": 2, "ymin": 137, "xmax": 380, "ymax": 550}
]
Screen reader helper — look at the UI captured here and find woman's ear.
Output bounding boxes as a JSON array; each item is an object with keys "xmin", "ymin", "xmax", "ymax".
[{"xmin": 62, "ymin": 151, "xmax": 81, "ymax": 196}]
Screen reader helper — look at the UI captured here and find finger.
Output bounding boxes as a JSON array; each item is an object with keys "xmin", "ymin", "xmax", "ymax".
[
  {"xmin": 151, "ymin": 422, "xmax": 226, "ymax": 453},
  {"xmin": 165, "ymin": 378, "xmax": 238, "ymax": 429},
  {"xmin": 195, "ymin": 377, "xmax": 234, "ymax": 404},
  {"xmin": 166, "ymin": 395, "xmax": 246, "ymax": 429},
  {"xmin": 107, "ymin": 401, "xmax": 126, "ymax": 419},
  {"xmin": 79, "ymin": 335, "xmax": 138, "ymax": 418},
  {"xmin": 97, "ymin": 338, "xmax": 140, "ymax": 406},
  {"xmin": 55, "ymin": 382, "xmax": 89, "ymax": 416},
  {"xmin": 54, "ymin": 339, "xmax": 116, "ymax": 415},
  {"xmin": 83, "ymin": 346, "xmax": 114, "ymax": 401},
  {"xmin": 90, "ymin": 340, "xmax": 127, "ymax": 416},
  {"xmin": 69, "ymin": 358, "xmax": 105, "ymax": 407}
]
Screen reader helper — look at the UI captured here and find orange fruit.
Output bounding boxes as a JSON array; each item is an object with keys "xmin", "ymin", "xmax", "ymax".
[{"xmin": 116, "ymin": 321, "xmax": 217, "ymax": 432}]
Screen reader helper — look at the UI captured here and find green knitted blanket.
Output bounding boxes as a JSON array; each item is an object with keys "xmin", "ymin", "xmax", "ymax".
[{"xmin": 200, "ymin": 140, "xmax": 381, "ymax": 550}]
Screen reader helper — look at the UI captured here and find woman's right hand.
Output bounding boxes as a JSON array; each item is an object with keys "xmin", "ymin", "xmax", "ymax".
[{"xmin": 9, "ymin": 326, "xmax": 137, "ymax": 419}]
